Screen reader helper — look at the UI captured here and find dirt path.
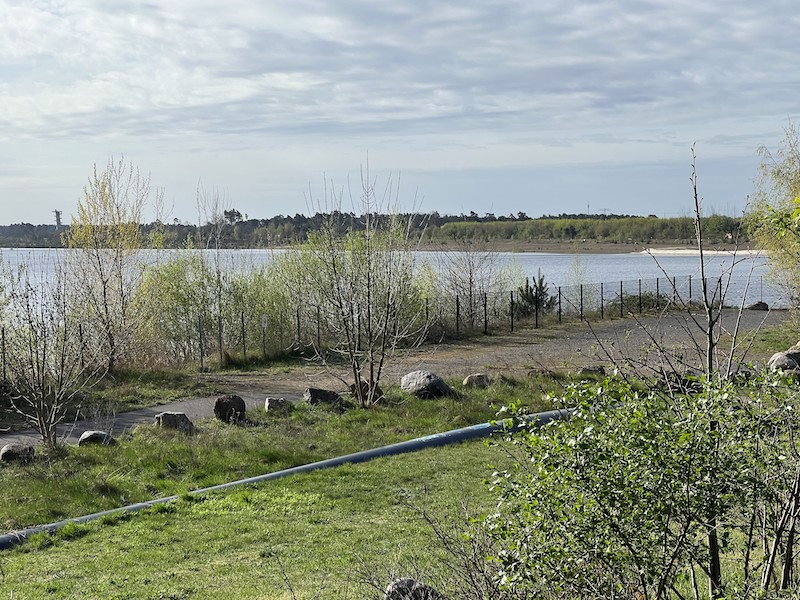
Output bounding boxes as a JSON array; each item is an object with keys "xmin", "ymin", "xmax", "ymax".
[{"xmin": 1, "ymin": 308, "xmax": 789, "ymax": 448}]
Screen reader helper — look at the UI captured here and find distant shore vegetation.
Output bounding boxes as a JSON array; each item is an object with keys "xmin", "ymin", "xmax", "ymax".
[{"xmin": 0, "ymin": 211, "xmax": 743, "ymax": 249}]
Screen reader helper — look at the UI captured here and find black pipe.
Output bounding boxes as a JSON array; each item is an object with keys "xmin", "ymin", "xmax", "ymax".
[{"xmin": 0, "ymin": 408, "xmax": 570, "ymax": 551}]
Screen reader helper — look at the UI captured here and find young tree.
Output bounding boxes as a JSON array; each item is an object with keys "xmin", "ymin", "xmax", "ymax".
[
  {"xmin": 748, "ymin": 121, "xmax": 800, "ymax": 303},
  {"xmin": 2, "ymin": 262, "xmax": 101, "ymax": 450},
  {"xmin": 280, "ymin": 167, "xmax": 429, "ymax": 407},
  {"xmin": 435, "ymin": 239, "xmax": 506, "ymax": 328},
  {"xmin": 63, "ymin": 157, "xmax": 161, "ymax": 373}
]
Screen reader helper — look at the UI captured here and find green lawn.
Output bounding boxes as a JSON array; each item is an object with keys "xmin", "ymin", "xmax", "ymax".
[{"xmin": 1, "ymin": 441, "xmax": 504, "ymax": 599}]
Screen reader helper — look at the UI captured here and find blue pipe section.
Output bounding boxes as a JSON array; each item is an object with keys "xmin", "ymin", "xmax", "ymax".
[{"xmin": 0, "ymin": 407, "xmax": 570, "ymax": 551}]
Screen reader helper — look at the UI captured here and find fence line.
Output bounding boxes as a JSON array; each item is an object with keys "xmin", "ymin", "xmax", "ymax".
[
  {"xmin": 184, "ymin": 273, "xmax": 776, "ymax": 367},
  {"xmin": 0, "ymin": 274, "xmax": 782, "ymax": 375}
]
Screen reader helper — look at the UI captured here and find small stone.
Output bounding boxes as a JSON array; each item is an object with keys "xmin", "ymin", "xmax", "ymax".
[
  {"xmin": 154, "ymin": 411, "xmax": 195, "ymax": 434},
  {"xmin": 462, "ymin": 373, "xmax": 490, "ymax": 388},
  {"xmin": 214, "ymin": 394, "xmax": 246, "ymax": 423},
  {"xmin": 78, "ymin": 430, "xmax": 116, "ymax": 446},
  {"xmin": 745, "ymin": 301, "xmax": 769, "ymax": 311},
  {"xmin": 0, "ymin": 443, "xmax": 35, "ymax": 464},
  {"xmin": 384, "ymin": 578, "xmax": 444, "ymax": 600},
  {"xmin": 769, "ymin": 352, "xmax": 799, "ymax": 371},
  {"xmin": 400, "ymin": 371, "xmax": 456, "ymax": 399},
  {"xmin": 265, "ymin": 397, "xmax": 291, "ymax": 415}
]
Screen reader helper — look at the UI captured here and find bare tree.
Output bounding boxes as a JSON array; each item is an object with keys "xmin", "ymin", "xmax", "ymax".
[
  {"xmin": 3, "ymin": 262, "xmax": 102, "ymax": 450},
  {"xmin": 281, "ymin": 166, "xmax": 429, "ymax": 407}
]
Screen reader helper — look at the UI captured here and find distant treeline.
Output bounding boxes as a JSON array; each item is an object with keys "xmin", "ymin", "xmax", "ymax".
[{"xmin": 0, "ymin": 212, "xmax": 743, "ymax": 248}]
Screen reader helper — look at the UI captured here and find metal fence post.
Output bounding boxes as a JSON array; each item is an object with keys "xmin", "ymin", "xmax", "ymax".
[
  {"xmin": 580, "ymin": 284, "xmax": 584, "ymax": 320},
  {"xmin": 619, "ymin": 280, "xmax": 624, "ymax": 317},
  {"xmin": 638, "ymin": 279, "xmax": 642, "ymax": 313},
  {"xmin": 600, "ymin": 282, "xmax": 604, "ymax": 319},
  {"xmin": 510, "ymin": 291, "xmax": 514, "ymax": 332},
  {"xmin": 295, "ymin": 307, "xmax": 301, "ymax": 347},
  {"xmin": 1, "ymin": 326, "xmax": 5, "ymax": 381},
  {"xmin": 689, "ymin": 276, "xmax": 692, "ymax": 304},
  {"xmin": 483, "ymin": 292, "xmax": 488, "ymax": 335},
  {"xmin": 558, "ymin": 286, "xmax": 562, "ymax": 323}
]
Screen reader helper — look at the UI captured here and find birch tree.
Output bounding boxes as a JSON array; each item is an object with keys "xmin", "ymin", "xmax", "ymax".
[{"xmin": 63, "ymin": 157, "xmax": 161, "ymax": 373}]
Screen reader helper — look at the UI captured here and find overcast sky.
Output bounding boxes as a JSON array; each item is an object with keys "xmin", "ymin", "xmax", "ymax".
[{"xmin": 2, "ymin": 1, "xmax": 798, "ymax": 225}]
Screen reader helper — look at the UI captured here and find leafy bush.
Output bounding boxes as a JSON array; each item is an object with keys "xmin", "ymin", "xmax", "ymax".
[{"xmin": 486, "ymin": 375, "xmax": 800, "ymax": 599}]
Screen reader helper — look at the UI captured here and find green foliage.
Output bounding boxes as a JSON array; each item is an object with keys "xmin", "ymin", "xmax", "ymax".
[
  {"xmin": 515, "ymin": 270, "xmax": 555, "ymax": 317},
  {"xmin": 131, "ymin": 250, "xmax": 292, "ymax": 366},
  {"xmin": 63, "ymin": 157, "xmax": 158, "ymax": 373},
  {"xmin": 748, "ymin": 122, "xmax": 800, "ymax": 303},
  {"xmin": 486, "ymin": 375, "xmax": 800, "ymax": 598}
]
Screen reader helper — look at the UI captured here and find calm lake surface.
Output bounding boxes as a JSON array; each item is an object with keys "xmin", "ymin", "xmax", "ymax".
[{"xmin": 0, "ymin": 247, "xmax": 786, "ymax": 307}]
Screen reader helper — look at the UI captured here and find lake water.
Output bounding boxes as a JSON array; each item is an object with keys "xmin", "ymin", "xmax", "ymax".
[{"xmin": 0, "ymin": 247, "xmax": 787, "ymax": 308}]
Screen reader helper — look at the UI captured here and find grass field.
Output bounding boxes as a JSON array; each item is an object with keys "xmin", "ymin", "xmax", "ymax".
[
  {"xmin": 2, "ymin": 318, "xmax": 797, "ymax": 599},
  {"xmin": 1, "ymin": 441, "xmax": 504, "ymax": 599},
  {"xmin": 0, "ymin": 374, "xmax": 560, "ymax": 598}
]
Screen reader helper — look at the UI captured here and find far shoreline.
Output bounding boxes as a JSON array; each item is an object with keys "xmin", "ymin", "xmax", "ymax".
[
  {"xmin": 0, "ymin": 240, "xmax": 759, "ymax": 255},
  {"xmin": 417, "ymin": 239, "xmax": 758, "ymax": 255}
]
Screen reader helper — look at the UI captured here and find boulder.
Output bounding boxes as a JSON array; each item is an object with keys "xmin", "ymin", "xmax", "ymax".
[
  {"xmin": 303, "ymin": 388, "xmax": 345, "ymax": 408},
  {"xmin": 769, "ymin": 351, "xmax": 800, "ymax": 371},
  {"xmin": 265, "ymin": 397, "xmax": 292, "ymax": 415},
  {"xmin": 78, "ymin": 430, "xmax": 117, "ymax": 447},
  {"xmin": 384, "ymin": 578, "xmax": 444, "ymax": 600},
  {"xmin": 0, "ymin": 443, "xmax": 35, "ymax": 464},
  {"xmin": 745, "ymin": 301, "xmax": 769, "ymax": 311},
  {"xmin": 462, "ymin": 373, "xmax": 490, "ymax": 388},
  {"xmin": 400, "ymin": 370, "xmax": 455, "ymax": 399},
  {"xmin": 154, "ymin": 411, "xmax": 195, "ymax": 434},
  {"xmin": 214, "ymin": 394, "xmax": 247, "ymax": 423}
]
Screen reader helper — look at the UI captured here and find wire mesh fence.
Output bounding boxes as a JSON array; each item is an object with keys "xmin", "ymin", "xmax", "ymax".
[{"xmin": 0, "ymin": 274, "xmax": 778, "ymax": 373}]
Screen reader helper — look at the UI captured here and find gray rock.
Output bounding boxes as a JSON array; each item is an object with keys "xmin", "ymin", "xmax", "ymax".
[
  {"xmin": 154, "ymin": 411, "xmax": 195, "ymax": 434},
  {"xmin": 745, "ymin": 301, "xmax": 769, "ymax": 311},
  {"xmin": 265, "ymin": 397, "xmax": 291, "ymax": 415},
  {"xmin": 303, "ymin": 388, "xmax": 345, "ymax": 408},
  {"xmin": 0, "ymin": 443, "xmax": 35, "ymax": 464},
  {"xmin": 214, "ymin": 394, "xmax": 246, "ymax": 423},
  {"xmin": 400, "ymin": 370, "xmax": 455, "ymax": 399},
  {"xmin": 769, "ymin": 351, "xmax": 799, "ymax": 371},
  {"xmin": 384, "ymin": 578, "xmax": 444, "ymax": 600},
  {"xmin": 78, "ymin": 430, "xmax": 116, "ymax": 446},
  {"xmin": 577, "ymin": 365, "xmax": 606, "ymax": 377},
  {"xmin": 462, "ymin": 373, "xmax": 490, "ymax": 388}
]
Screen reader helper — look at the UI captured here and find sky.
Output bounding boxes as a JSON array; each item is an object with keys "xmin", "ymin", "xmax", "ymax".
[{"xmin": 1, "ymin": 1, "xmax": 799, "ymax": 225}]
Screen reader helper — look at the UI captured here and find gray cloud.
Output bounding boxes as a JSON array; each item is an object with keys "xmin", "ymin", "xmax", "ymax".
[{"xmin": 0, "ymin": 0, "xmax": 797, "ymax": 221}]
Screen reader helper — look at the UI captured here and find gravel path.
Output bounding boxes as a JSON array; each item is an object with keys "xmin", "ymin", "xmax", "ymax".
[{"xmin": 0, "ymin": 308, "xmax": 789, "ymax": 448}]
